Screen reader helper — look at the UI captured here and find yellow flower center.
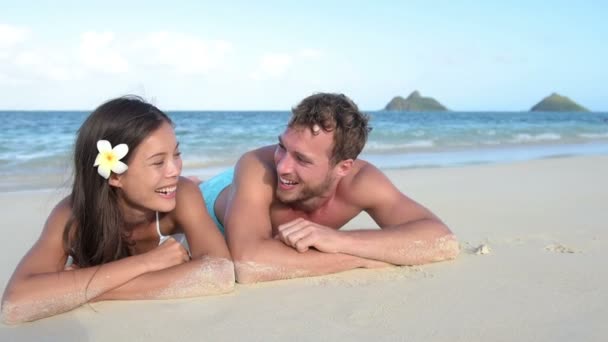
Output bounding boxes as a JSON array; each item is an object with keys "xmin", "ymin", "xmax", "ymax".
[{"xmin": 104, "ymin": 152, "xmax": 115, "ymax": 163}]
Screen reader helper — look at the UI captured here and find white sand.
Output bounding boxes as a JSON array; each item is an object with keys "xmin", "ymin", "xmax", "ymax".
[{"xmin": 1, "ymin": 156, "xmax": 607, "ymax": 341}]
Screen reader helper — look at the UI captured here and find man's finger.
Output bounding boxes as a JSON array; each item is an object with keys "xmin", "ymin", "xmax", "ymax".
[
  {"xmin": 277, "ymin": 217, "xmax": 307, "ymax": 232},
  {"xmin": 277, "ymin": 220, "xmax": 311, "ymax": 239},
  {"xmin": 285, "ymin": 227, "xmax": 313, "ymax": 247},
  {"xmin": 295, "ymin": 234, "xmax": 317, "ymax": 253}
]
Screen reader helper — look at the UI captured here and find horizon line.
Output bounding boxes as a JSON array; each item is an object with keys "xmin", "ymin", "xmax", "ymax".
[{"xmin": 0, "ymin": 108, "xmax": 606, "ymax": 113}]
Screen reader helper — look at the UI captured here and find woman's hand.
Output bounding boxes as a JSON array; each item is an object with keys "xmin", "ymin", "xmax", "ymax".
[{"xmin": 142, "ymin": 237, "xmax": 190, "ymax": 272}]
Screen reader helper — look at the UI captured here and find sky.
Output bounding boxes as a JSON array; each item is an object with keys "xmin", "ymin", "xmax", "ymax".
[{"xmin": 0, "ymin": 0, "xmax": 606, "ymax": 111}]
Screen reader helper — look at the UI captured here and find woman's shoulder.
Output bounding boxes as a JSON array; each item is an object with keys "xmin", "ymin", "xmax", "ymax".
[
  {"xmin": 46, "ymin": 196, "xmax": 72, "ymax": 228},
  {"xmin": 176, "ymin": 176, "xmax": 201, "ymax": 199},
  {"xmin": 165, "ymin": 177, "xmax": 207, "ymax": 231},
  {"xmin": 35, "ymin": 195, "xmax": 74, "ymax": 246},
  {"xmin": 170, "ymin": 177, "xmax": 204, "ymax": 215}
]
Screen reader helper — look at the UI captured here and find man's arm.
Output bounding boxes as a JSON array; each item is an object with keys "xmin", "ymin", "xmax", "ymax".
[
  {"xmin": 225, "ymin": 151, "xmax": 387, "ymax": 284},
  {"xmin": 276, "ymin": 162, "xmax": 459, "ymax": 265}
]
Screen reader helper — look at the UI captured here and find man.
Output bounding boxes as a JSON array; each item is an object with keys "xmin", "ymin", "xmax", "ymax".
[{"xmin": 202, "ymin": 93, "xmax": 459, "ymax": 283}]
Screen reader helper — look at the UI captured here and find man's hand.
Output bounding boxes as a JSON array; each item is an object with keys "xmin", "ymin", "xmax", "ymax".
[{"xmin": 275, "ymin": 218, "xmax": 344, "ymax": 253}]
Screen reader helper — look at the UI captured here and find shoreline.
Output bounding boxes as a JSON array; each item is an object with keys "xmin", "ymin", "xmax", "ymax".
[
  {"xmin": 3, "ymin": 109, "xmax": 608, "ymax": 194},
  {"xmin": 3, "ymin": 151, "xmax": 608, "ymax": 193}
]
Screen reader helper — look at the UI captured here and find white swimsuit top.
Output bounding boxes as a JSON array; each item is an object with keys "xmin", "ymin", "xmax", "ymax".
[{"xmin": 156, "ymin": 211, "xmax": 189, "ymax": 250}]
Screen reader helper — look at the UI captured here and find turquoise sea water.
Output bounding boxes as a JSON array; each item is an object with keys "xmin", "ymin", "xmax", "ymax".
[{"xmin": 1, "ymin": 110, "xmax": 608, "ymax": 191}]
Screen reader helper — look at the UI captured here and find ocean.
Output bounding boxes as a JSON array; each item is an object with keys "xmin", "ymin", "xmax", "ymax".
[{"xmin": 2, "ymin": 110, "xmax": 608, "ymax": 192}]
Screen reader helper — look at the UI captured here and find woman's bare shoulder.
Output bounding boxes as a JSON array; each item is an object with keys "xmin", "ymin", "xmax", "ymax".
[
  {"xmin": 43, "ymin": 196, "xmax": 73, "ymax": 237},
  {"xmin": 169, "ymin": 177, "xmax": 205, "ymax": 221}
]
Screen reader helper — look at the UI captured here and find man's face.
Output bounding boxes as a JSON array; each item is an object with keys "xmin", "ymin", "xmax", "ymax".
[{"xmin": 273, "ymin": 125, "xmax": 337, "ymax": 205}]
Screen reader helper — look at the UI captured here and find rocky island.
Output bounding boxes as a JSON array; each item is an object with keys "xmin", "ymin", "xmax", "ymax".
[
  {"xmin": 384, "ymin": 91, "xmax": 448, "ymax": 111},
  {"xmin": 530, "ymin": 93, "xmax": 589, "ymax": 112}
]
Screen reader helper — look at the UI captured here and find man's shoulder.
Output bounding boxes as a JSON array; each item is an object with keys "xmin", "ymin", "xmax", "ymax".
[
  {"xmin": 347, "ymin": 159, "xmax": 384, "ymax": 184},
  {"xmin": 337, "ymin": 159, "xmax": 390, "ymax": 201},
  {"xmin": 234, "ymin": 145, "xmax": 277, "ymax": 186},
  {"xmin": 237, "ymin": 145, "xmax": 275, "ymax": 168}
]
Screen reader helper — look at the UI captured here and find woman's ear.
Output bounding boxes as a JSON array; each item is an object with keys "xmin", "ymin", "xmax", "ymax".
[{"xmin": 108, "ymin": 173, "xmax": 123, "ymax": 188}]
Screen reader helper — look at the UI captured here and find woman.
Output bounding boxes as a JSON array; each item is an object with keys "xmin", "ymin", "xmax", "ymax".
[{"xmin": 1, "ymin": 96, "xmax": 234, "ymax": 324}]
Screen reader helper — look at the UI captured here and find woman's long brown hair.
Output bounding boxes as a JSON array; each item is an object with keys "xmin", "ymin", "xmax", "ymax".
[{"xmin": 63, "ymin": 96, "xmax": 172, "ymax": 267}]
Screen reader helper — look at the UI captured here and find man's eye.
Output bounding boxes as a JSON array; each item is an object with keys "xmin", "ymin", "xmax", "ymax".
[{"xmin": 297, "ymin": 156, "xmax": 310, "ymax": 164}]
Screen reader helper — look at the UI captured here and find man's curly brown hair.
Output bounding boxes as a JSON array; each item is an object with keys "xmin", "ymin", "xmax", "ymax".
[{"xmin": 288, "ymin": 93, "xmax": 371, "ymax": 165}]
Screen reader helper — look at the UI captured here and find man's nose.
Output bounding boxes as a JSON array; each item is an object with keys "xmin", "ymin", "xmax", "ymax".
[{"xmin": 276, "ymin": 153, "xmax": 294, "ymax": 174}]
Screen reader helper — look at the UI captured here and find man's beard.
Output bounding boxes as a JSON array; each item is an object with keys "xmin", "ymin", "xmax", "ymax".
[{"xmin": 277, "ymin": 173, "xmax": 334, "ymax": 207}]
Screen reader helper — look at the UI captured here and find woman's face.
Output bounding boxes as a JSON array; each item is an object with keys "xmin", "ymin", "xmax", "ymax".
[{"xmin": 111, "ymin": 121, "xmax": 183, "ymax": 213}]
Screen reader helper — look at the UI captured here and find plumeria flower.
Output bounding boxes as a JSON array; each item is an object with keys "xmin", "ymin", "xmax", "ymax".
[{"xmin": 94, "ymin": 140, "xmax": 129, "ymax": 179}]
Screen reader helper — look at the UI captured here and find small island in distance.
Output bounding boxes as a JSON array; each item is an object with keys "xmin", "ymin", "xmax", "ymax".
[
  {"xmin": 530, "ymin": 93, "xmax": 589, "ymax": 112},
  {"xmin": 384, "ymin": 91, "xmax": 448, "ymax": 111},
  {"xmin": 383, "ymin": 91, "xmax": 592, "ymax": 112}
]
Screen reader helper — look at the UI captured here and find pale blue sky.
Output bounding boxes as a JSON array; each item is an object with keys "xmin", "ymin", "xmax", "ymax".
[{"xmin": 1, "ymin": 1, "xmax": 606, "ymax": 110}]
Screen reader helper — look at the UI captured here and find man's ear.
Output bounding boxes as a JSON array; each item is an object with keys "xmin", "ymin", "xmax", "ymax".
[
  {"xmin": 335, "ymin": 159, "xmax": 354, "ymax": 177},
  {"xmin": 108, "ymin": 173, "xmax": 123, "ymax": 188}
]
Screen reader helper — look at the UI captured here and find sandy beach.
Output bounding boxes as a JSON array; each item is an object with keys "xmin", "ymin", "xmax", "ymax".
[{"xmin": 1, "ymin": 155, "xmax": 607, "ymax": 341}]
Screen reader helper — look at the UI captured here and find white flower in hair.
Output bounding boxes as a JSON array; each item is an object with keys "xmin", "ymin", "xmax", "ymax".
[{"xmin": 94, "ymin": 140, "xmax": 129, "ymax": 179}]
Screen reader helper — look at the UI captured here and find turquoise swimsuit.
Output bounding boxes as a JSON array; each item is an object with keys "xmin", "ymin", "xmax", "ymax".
[{"xmin": 199, "ymin": 168, "xmax": 234, "ymax": 235}]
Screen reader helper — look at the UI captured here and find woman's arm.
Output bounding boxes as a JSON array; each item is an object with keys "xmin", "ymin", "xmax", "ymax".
[
  {"xmin": 92, "ymin": 255, "xmax": 234, "ymax": 301},
  {"xmin": 86, "ymin": 178, "xmax": 235, "ymax": 301},
  {"xmin": 173, "ymin": 177, "xmax": 232, "ymax": 259},
  {"xmin": 1, "ymin": 199, "xmax": 189, "ymax": 324}
]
